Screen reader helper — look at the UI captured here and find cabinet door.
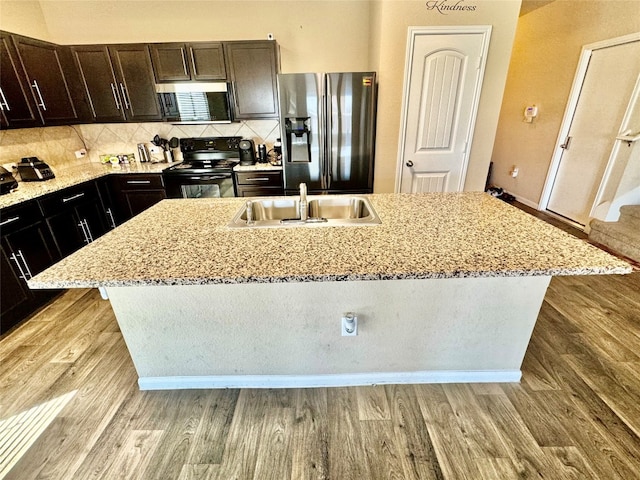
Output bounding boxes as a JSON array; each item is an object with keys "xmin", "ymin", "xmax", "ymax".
[
  {"xmin": 189, "ymin": 43, "xmax": 226, "ymax": 81},
  {"xmin": 12, "ymin": 35, "xmax": 80, "ymax": 125},
  {"xmin": 40, "ymin": 181, "xmax": 106, "ymax": 256},
  {"xmin": 150, "ymin": 43, "xmax": 191, "ymax": 82},
  {"xmin": 46, "ymin": 209, "xmax": 86, "ymax": 258},
  {"xmin": 109, "ymin": 174, "xmax": 166, "ymax": 220},
  {"xmin": 122, "ymin": 189, "xmax": 167, "ymax": 218},
  {"xmin": 235, "ymin": 170, "xmax": 283, "ymax": 197},
  {"xmin": 1, "ymin": 223, "xmax": 60, "ymax": 334},
  {"xmin": 76, "ymin": 198, "xmax": 109, "ymax": 242},
  {"xmin": 0, "ymin": 33, "xmax": 41, "ymax": 128},
  {"xmin": 96, "ymin": 176, "xmax": 119, "ymax": 229},
  {"xmin": 71, "ymin": 45, "xmax": 126, "ymax": 122},
  {"xmin": 225, "ymin": 41, "xmax": 279, "ymax": 119},
  {"xmin": 1, "ymin": 245, "xmax": 30, "ymax": 332},
  {"xmin": 3, "ymin": 221, "xmax": 59, "ymax": 279},
  {"xmin": 109, "ymin": 44, "xmax": 163, "ymax": 122}
]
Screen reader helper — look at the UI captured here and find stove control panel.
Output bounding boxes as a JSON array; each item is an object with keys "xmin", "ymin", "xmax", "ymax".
[{"xmin": 180, "ymin": 137, "xmax": 242, "ymax": 153}]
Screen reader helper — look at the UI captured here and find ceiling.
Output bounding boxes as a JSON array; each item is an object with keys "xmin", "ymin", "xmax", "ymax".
[{"xmin": 520, "ymin": 0, "xmax": 556, "ymax": 16}]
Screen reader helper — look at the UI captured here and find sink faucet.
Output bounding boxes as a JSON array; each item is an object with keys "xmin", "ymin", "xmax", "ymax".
[
  {"xmin": 299, "ymin": 183, "xmax": 308, "ymax": 221},
  {"xmin": 245, "ymin": 200, "xmax": 254, "ymax": 225}
]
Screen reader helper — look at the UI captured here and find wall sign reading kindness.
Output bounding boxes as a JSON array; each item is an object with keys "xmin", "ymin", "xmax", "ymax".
[{"xmin": 425, "ymin": 0, "xmax": 477, "ymax": 14}]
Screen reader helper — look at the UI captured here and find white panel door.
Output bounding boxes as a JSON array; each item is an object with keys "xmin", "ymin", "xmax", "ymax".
[
  {"xmin": 546, "ymin": 40, "xmax": 640, "ymax": 226},
  {"xmin": 399, "ymin": 29, "xmax": 490, "ymax": 193}
]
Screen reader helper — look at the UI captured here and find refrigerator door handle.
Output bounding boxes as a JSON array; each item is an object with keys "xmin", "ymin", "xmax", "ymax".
[
  {"xmin": 323, "ymin": 74, "xmax": 331, "ymax": 190},
  {"xmin": 322, "ymin": 93, "xmax": 328, "ymax": 190},
  {"xmin": 318, "ymin": 74, "xmax": 327, "ymax": 190}
]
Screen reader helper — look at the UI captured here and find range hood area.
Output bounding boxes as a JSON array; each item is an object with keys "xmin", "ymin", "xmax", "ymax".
[{"xmin": 155, "ymin": 82, "xmax": 233, "ymax": 124}]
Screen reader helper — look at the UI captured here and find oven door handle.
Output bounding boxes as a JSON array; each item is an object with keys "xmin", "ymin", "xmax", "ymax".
[{"xmin": 189, "ymin": 175, "xmax": 229, "ymax": 181}]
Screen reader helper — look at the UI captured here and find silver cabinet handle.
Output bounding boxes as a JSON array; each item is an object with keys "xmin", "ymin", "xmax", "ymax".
[
  {"xmin": 62, "ymin": 192, "xmax": 85, "ymax": 203},
  {"xmin": 20, "ymin": 251, "xmax": 33, "ymax": 279},
  {"xmin": 84, "ymin": 219, "xmax": 94, "ymax": 243},
  {"xmin": 78, "ymin": 219, "xmax": 93, "ymax": 244},
  {"xmin": 105, "ymin": 207, "xmax": 116, "ymax": 229},
  {"xmin": 31, "ymin": 80, "xmax": 47, "ymax": 111},
  {"xmin": 0, "ymin": 87, "xmax": 10, "ymax": 111},
  {"xmin": 189, "ymin": 47, "xmax": 198, "ymax": 77},
  {"xmin": 10, "ymin": 250, "xmax": 32, "ymax": 280},
  {"xmin": 119, "ymin": 83, "xmax": 130, "ymax": 109},
  {"xmin": 126, "ymin": 180, "xmax": 151, "ymax": 184},
  {"xmin": 9, "ymin": 252, "xmax": 28, "ymax": 280},
  {"xmin": 78, "ymin": 220, "xmax": 89, "ymax": 244},
  {"xmin": 110, "ymin": 83, "xmax": 121, "ymax": 110},
  {"xmin": 245, "ymin": 177, "xmax": 270, "ymax": 182},
  {"xmin": 0, "ymin": 216, "xmax": 20, "ymax": 227},
  {"xmin": 181, "ymin": 49, "xmax": 189, "ymax": 76}
]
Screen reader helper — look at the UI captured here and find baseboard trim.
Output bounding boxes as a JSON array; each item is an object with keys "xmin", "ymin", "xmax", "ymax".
[
  {"xmin": 506, "ymin": 191, "xmax": 539, "ymax": 210},
  {"xmin": 138, "ymin": 370, "xmax": 522, "ymax": 390}
]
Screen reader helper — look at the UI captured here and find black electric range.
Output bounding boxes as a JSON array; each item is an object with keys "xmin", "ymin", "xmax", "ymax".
[{"xmin": 163, "ymin": 137, "xmax": 241, "ymax": 198}]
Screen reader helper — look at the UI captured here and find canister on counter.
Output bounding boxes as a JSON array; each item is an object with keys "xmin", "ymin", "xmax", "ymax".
[
  {"xmin": 257, "ymin": 144, "xmax": 267, "ymax": 163},
  {"xmin": 137, "ymin": 143, "xmax": 150, "ymax": 162}
]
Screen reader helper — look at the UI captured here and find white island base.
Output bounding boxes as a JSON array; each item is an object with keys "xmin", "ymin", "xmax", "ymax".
[{"xmin": 105, "ymin": 275, "xmax": 551, "ymax": 390}]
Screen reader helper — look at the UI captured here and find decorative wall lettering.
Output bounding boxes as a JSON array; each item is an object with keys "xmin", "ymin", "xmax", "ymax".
[{"xmin": 425, "ymin": 0, "xmax": 477, "ymax": 14}]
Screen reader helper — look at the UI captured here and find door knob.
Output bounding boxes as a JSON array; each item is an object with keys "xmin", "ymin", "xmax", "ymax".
[{"xmin": 406, "ymin": 160, "xmax": 414, "ymax": 167}]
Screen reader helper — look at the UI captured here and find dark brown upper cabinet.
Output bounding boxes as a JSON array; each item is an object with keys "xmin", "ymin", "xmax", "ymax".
[
  {"xmin": 11, "ymin": 34, "xmax": 87, "ymax": 126},
  {"xmin": 71, "ymin": 45, "xmax": 126, "ymax": 123},
  {"xmin": 150, "ymin": 42, "xmax": 226, "ymax": 82},
  {"xmin": 224, "ymin": 41, "xmax": 279, "ymax": 120},
  {"xmin": 107, "ymin": 44, "xmax": 163, "ymax": 122},
  {"xmin": 71, "ymin": 44, "xmax": 161, "ymax": 123},
  {"xmin": 0, "ymin": 32, "xmax": 41, "ymax": 128}
]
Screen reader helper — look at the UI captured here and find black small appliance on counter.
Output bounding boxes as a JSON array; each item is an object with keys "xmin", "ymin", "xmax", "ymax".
[
  {"xmin": 238, "ymin": 139, "xmax": 256, "ymax": 165},
  {"xmin": 17, "ymin": 157, "xmax": 55, "ymax": 181},
  {"xmin": 0, "ymin": 166, "xmax": 18, "ymax": 195}
]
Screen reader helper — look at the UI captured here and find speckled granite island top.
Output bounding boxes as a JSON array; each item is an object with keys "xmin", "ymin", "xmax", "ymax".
[{"xmin": 28, "ymin": 193, "xmax": 632, "ymax": 289}]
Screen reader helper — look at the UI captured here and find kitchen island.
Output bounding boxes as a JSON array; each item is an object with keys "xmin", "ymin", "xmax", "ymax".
[{"xmin": 29, "ymin": 193, "xmax": 631, "ymax": 389}]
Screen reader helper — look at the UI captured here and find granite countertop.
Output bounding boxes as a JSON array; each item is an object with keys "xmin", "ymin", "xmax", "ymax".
[
  {"xmin": 28, "ymin": 192, "xmax": 632, "ymax": 289},
  {"xmin": 0, "ymin": 161, "xmax": 174, "ymax": 210},
  {"xmin": 233, "ymin": 163, "xmax": 283, "ymax": 172}
]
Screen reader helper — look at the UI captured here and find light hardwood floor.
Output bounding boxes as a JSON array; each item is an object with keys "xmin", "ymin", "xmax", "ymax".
[{"xmin": 1, "ymin": 273, "xmax": 640, "ymax": 479}]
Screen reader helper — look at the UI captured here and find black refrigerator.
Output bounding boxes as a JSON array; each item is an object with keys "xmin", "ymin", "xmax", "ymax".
[{"xmin": 277, "ymin": 72, "xmax": 377, "ymax": 194}]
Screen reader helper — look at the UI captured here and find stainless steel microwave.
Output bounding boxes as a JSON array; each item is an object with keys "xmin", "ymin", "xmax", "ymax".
[{"xmin": 156, "ymin": 82, "xmax": 232, "ymax": 123}]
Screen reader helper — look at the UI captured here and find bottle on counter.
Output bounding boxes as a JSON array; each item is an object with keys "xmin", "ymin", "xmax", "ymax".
[{"xmin": 273, "ymin": 138, "xmax": 282, "ymax": 165}]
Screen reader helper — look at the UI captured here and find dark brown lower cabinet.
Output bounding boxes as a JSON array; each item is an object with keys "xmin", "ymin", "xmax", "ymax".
[
  {"xmin": 0, "ymin": 175, "xmax": 167, "ymax": 334},
  {"xmin": 1, "ymin": 203, "xmax": 61, "ymax": 334},
  {"xmin": 234, "ymin": 170, "xmax": 283, "ymax": 197},
  {"xmin": 1, "ymin": 246, "xmax": 30, "ymax": 331},
  {"xmin": 40, "ymin": 181, "xmax": 109, "ymax": 258},
  {"xmin": 109, "ymin": 174, "xmax": 166, "ymax": 221}
]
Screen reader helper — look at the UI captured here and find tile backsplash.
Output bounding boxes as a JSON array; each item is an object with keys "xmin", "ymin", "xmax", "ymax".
[
  {"xmin": 0, "ymin": 125, "xmax": 87, "ymax": 170},
  {"xmin": 0, "ymin": 120, "xmax": 280, "ymax": 169}
]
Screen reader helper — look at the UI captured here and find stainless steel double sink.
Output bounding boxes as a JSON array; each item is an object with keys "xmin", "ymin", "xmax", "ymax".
[{"xmin": 228, "ymin": 195, "xmax": 381, "ymax": 228}]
